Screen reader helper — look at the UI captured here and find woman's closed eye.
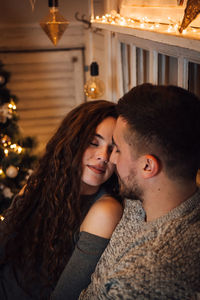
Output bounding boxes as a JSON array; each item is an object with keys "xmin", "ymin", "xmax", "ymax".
[{"xmin": 90, "ymin": 139, "xmax": 99, "ymax": 147}]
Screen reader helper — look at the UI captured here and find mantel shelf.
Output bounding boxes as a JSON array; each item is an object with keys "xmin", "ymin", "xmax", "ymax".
[{"xmin": 92, "ymin": 21, "xmax": 200, "ymax": 53}]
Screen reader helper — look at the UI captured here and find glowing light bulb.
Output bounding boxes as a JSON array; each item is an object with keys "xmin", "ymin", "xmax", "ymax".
[{"xmin": 84, "ymin": 62, "xmax": 105, "ymax": 99}]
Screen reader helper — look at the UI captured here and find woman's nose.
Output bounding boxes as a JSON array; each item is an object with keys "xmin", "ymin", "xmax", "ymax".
[{"xmin": 96, "ymin": 147, "xmax": 109, "ymax": 163}]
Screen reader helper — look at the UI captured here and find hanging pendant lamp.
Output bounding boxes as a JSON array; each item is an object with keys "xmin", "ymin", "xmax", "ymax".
[
  {"xmin": 40, "ymin": 0, "xmax": 69, "ymax": 46},
  {"xmin": 84, "ymin": 62, "xmax": 105, "ymax": 99}
]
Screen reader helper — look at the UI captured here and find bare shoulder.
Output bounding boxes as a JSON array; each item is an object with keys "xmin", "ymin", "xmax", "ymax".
[{"xmin": 80, "ymin": 196, "xmax": 123, "ymax": 239}]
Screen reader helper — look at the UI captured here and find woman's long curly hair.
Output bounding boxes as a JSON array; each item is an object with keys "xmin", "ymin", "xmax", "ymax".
[{"xmin": 0, "ymin": 100, "xmax": 119, "ymax": 291}]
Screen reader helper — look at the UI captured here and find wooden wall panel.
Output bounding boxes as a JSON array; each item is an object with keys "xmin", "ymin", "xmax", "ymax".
[
  {"xmin": 0, "ymin": 23, "xmax": 84, "ymax": 51},
  {"xmin": 0, "ymin": 49, "xmax": 85, "ymax": 154}
]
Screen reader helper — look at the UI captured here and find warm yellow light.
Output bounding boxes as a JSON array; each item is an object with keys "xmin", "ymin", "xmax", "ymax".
[
  {"xmin": 8, "ymin": 100, "xmax": 16, "ymax": 110},
  {"xmin": 17, "ymin": 146, "xmax": 23, "ymax": 153},
  {"xmin": 120, "ymin": 20, "xmax": 126, "ymax": 26},
  {"xmin": 0, "ymin": 169, "xmax": 3, "ymax": 175},
  {"xmin": 84, "ymin": 62, "xmax": 105, "ymax": 99},
  {"xmin": 4, "ymin": 149, "xmax": 8, "ymax": 156},
  {"xmin": 0, "ymin": 215, "xmax": 4, "ymax": 221},
  {"xmin": 93, "ymin": 12, "xmax": 200, "ymax": 38},
  {"xmin": 174, "ymin": 24, "xmax": 179, "ymax": 30},
  {"xmin": 167, "ymin": 25, "xmax": 173, "ymax": 32},
  {"xmin": 9, "ymin": 143, "xmax": 23, "ymax": 153},
  {"xmin": 10, "ymin": 144, "xmax": 17, "ymax": 149},
  {"xmin": 84, "ymin": 77, "xmax": 105, "ymax": 99}
]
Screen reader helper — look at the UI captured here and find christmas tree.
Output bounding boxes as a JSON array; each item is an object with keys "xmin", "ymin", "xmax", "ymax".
[{"xmin": 0, "ymin": 62, "xmax": 38, "ymax": 213}]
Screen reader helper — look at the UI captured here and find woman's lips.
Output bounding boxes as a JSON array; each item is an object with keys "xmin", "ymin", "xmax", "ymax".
[{"xmin": 87, "ymin": 165, "xmax": 106, "ymax": 174}]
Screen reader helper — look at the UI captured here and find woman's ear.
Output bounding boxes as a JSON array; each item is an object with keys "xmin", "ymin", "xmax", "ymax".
[{"xmin": 141, "ymin": 154, "xmax": 160, "ymax": 179}]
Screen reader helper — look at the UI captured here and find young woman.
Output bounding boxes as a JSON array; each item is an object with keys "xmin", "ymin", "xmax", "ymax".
[{"xmin": 0, "ymin": 100, "xmax": 123, "ymax": 300}]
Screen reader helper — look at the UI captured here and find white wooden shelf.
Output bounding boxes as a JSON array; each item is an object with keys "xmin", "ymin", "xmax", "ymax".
[{"xmin": 92, "ymin": 21, "xmax": 200, "ymax": 53}]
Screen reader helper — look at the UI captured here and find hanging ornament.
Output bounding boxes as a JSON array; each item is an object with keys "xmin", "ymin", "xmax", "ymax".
[
  {"xmin": 29, "ymin": 0, "xmax": 36, "ymax": 11},
  {"xmin": 6, "ymin": 165, "xmax": 18, "ymax": 178},
  {"xmin": 3, "ymin": 187, "xmax": 14, "ymax": 198},
  {"xmin": 40, "ymin": 0, "xmax": 69, "ymax": 46},
  {"xmin": 179, "ymin": 0, "xmax": 200, "ymax": 33},
  {"xmin": 84, "ymin": 62, "xmax": 105, "ymax": 99}
]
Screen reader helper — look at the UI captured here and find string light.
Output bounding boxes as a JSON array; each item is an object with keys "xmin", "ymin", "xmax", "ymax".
[
  {"xmin": 8, "ymin": 101, "xmax": 16, "ymax": 110},
  {"xmin": 92, "ymin": 11, "xmax": 200, "ymax": 39},
  {"xmin": 1, "ymin": 139, "xmax": 23, "ymax": 156}
]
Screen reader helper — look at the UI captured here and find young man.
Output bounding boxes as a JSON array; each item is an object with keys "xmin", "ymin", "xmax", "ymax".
[{"xmin": 79, "ymin": 83, "xmax": 200, "ymax": 299}]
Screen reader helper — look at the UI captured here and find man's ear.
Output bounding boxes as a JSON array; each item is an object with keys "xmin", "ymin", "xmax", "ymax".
[{"xmin": 141, "ymin": 154, "xmax": 159, "ymax": 179}]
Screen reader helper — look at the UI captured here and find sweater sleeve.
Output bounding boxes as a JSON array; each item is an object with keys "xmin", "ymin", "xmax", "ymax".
[{"xmin": 51, "ymin": 231, "xmax": 109, "ymax": 300}]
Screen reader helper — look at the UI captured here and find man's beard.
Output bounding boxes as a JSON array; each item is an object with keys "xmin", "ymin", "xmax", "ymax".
[{"xmin": 118, "ymin": 173, "xmax": 143, "ymax": 201}]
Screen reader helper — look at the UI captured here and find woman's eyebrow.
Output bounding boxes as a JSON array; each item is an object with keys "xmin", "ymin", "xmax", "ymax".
[{"xmin": 95, "ymin": 133, "xmax": 104, "ymax": 140}]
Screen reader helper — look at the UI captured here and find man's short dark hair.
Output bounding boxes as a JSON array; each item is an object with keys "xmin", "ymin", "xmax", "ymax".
[{"xmin": 117, "ymin": 83, "xmax": 200, "ymax": 181}]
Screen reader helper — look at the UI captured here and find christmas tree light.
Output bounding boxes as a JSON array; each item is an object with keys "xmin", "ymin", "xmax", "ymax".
[{"xmin": 0, "ymin": 63, "xmax": 37, "ymax": 213}]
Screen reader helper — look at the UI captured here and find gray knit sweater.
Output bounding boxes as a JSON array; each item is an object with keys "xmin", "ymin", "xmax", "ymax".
[{"xmin": 79, "ymin": 190, "xmax": 200, "ymax": 299}]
